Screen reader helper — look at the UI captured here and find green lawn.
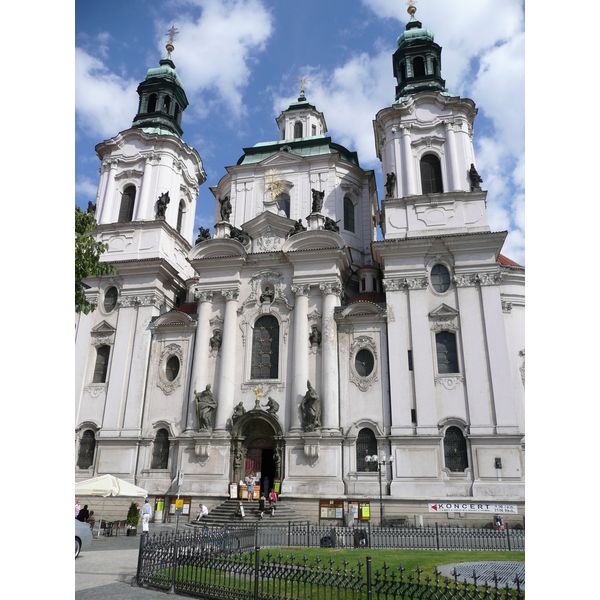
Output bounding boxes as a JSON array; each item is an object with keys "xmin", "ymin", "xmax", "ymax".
[{"xmin": 258, "ymin": 547, "xmax": 524, "ymax": 580}]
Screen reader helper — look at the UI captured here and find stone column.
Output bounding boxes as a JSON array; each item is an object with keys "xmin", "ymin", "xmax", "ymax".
[
  {"xmin": 188, "ymin": 290, "xmax": 213, "ymax": 428},
  {"xmin": 136, "ymin": 153, "xmax": 158, "ymax": 221},
  {"xmin": 444, "ymin": 121, "xmax": 461, "ymax": 191},
  {"xmin": 319, "ymin": 281, "xmax": 341, "ymax": 432},
  {"xmin": 400, "ymin": 126, "xmax": 416, "ymax": 195},
  {"xmin": 98, "ymin": 159, "xmax": 119, "ymax": 224},
  {"xmin": 290, "ymin": 283, "xmax": 310, "ymax": 430},
  {"xmin": 214, "ymin": 288, "xmax": 239, "ymax": 431}
]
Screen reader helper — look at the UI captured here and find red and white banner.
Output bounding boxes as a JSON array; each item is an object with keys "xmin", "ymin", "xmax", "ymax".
[{"xmin": 428, "ymin": 502, "xmax": 518, "ymax": 514}]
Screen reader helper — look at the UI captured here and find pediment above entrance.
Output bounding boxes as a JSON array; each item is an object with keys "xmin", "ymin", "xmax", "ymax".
[{"xmin": 258, "ymin": 151, "xmax": 304, "ymax": 168}]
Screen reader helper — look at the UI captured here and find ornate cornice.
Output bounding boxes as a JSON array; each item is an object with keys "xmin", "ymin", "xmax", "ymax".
[
  {"xmin": 291, "ymin": 283, "xmax": 311, "ymax": 297},
  {"xmin": 453, "ymin": 272, "xmax": 502, "ymax": 287},
  {"xmin": 222, "ymin": 289, "xmax": 240, "ymax": 301},
  {"xmin": 383, "ymin": 276, "xmax": 428, "ymax": 292},
  {"xmin": 194, "ymin": 289, "xmax": 214, "ymax": 303},
  {"xmin": 119, "ymin": 293, "xmax": 163, "ymax": 309},
  {"xmin": 319, "ymin": 281, "xmax": 342, "ymax": 297}
]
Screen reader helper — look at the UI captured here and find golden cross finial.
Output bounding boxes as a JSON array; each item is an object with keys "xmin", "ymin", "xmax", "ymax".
[
  {"xmin": 406, "ymin": 0, "xmax": 417, "ymax": 17},
  {"xmin": 253, "ymin": 386, "xmax": 263, "ymax": 408},
  {"xmin": 166, "ymin": 26, "xmax": 179, "ymax": 45},
  {"xmin": 297, "ymin": 75, "xmax": 311, "ymax": 95}
]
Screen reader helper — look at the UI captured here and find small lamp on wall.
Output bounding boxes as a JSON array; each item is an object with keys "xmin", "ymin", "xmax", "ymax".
[{"xmin": 495, "ymin": 457, "xmax": 502, "ymax": 481}]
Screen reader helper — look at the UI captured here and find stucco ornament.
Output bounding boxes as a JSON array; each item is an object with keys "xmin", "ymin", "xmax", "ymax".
[{"xmin": 157, "ymin": 344, "xmax": 183, "ymax": 395}]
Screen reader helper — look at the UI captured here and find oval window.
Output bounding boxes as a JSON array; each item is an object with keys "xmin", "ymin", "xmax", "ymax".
[
  {"xmin": 165, "ymin": 356, "xmax": 180, "ymax": 381},
  {"xmin": 431, "ymin": 264, "xmax": 451, "ymax": 293},
  {"xmin": 104, "ymin": 287, "xmax": 118, "ymax": 312},
  {"xmin": 355, "ymin": 349, "xmax": 374, "ymax": 377}
]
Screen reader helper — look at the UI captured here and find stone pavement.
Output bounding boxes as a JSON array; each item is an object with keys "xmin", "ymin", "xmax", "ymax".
[
  {"xmin": 436, "ymin": 561, "xmax": 525, "ymax": 589},
  {"xmin": 76, "ymin": 523, "xmax": 180, "ymax": 599}
]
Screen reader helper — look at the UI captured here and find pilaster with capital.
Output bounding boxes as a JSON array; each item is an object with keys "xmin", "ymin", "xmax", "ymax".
[
  {"xmin": 98, "ymin": 159, "xmax": 119, "ymax": 224},
  {"xmin": 290, "ymin": 283, "xmax": 311, "ymax": 430},
  {"xmin": 214, "ymin": 288, "xmax": 240, "ymax": 431},
  {"xmin": 188, "ymin": 290, "xmax": 214, "ymax": 429},
  {"xmin": 400, "ymin": 125, "xmax": 417, "ymax": 196},
  {"xmin": 138, "ymin": 152, "xmax": 161, "ymax": 220},
  {"xmin": 444, "ymin": 120, "xmax": 461, "ymax": 191},
  {"xmin": 319, "ymin": 281, "xmax": 342, "ymax": 431}
]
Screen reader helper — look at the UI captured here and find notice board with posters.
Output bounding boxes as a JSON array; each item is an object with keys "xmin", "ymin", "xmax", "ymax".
[
  {"xmin": 359, "ymin": 501, "xmax": 370, "ymax": 521},
  {"xmin": 319, "ymin": 499, "xmax": 344, "ymax": 521}
]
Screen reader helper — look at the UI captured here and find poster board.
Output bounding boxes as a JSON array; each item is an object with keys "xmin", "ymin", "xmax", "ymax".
[
  {"xmin": 359, "ymin": 501, "xmax": 370, "ymax": 521},
  {"xmin": 229, "ymin": 482, "xmax": 238, "ymax": 499},
  {"xmin": 274, "ymin": 479, "xmax": 281, "ymax": 494},
  {"xmin": 319, "ymin": 500, "xmax": 344, "ymax": 521}
]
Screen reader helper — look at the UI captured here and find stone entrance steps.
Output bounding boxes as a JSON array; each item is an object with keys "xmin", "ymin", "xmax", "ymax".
[{"xmin": 187, "ymin": 498, "xmax": 300, "ymax": 527}]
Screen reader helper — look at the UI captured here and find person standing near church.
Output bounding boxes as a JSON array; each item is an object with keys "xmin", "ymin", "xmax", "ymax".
[
  {"xmin": 75, "ymin": 500, "xmax": 81, "ymax": 518},
  {"xmin": 141, "ymin": 498, "xmax": 152, "ymax": 533}
]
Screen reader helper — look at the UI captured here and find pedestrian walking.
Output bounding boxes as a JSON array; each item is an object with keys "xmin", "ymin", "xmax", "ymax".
[
  {"xmin": 141, "ymin": 498, "xmax": 152, "ymax": 533},
  {"xmin": 269, "ymin": 488, "xmax": 277, "ymax": 517},
  {"xmin": 258, "ymin": 492, "xmax": 266, "ymax": 519},
  {"xmin": 75, "ymin": 500, "xmax": 81, "ymax": 517}
]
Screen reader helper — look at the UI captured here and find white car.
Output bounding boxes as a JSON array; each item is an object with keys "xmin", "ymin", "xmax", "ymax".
[{"xmin": 75, "ymin": 519, "xmax": 93, "ymax": 558}]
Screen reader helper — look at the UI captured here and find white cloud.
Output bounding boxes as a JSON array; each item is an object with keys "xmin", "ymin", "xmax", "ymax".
[
  {"xmin": 162, "ymin": 0, "xmax": 274, "ymax": 118},
  {"xmin": 75, "ymin": 177, "xmax": 99, "ymax": 203},
  {"xmin": 75, "ymin": 47, "xmax": 138, "ymax": 140}
]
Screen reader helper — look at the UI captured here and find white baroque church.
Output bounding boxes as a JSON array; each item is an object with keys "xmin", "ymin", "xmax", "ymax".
[{"xmin": 75, "ymin": 6, "xmax": 525, "ymax": 525}]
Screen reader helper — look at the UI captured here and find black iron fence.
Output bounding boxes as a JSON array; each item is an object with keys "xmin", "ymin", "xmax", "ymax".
[{"xmin": 136, "ymin": 523, "xmax": 524, "ymax": 599}]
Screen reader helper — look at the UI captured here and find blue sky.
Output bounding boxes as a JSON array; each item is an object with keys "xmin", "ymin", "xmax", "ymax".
[
  {"xmin": 75, "ymin": 0, "xmax": 525, "ymax": 264},
  {"xmin": 75, "ymin": 0, "xmax": 525, "ymax": 263}
]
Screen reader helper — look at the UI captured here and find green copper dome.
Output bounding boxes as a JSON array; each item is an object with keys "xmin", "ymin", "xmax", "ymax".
[
  {"xmin": 145, "ymin": 59, "xmax": 185, "ymax": 90},
  {"xmin": 397, "ymin": 24, "xmax": 434, "ymax": 47}
]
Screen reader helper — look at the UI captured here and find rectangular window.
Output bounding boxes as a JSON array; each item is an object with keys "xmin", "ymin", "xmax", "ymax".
[
  {"xmin": 407, "ymin": 350, "xmax": 413, "ymax": 371},
  {"xmin": 435, "ymin": 332, "xmax": 459, "ymax": 374},
  {"xmin": 92, "ymin": 345, "xmax": 111, "ymax": 383}
]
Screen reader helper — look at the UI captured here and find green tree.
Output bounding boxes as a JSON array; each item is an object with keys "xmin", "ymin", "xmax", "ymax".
[{"xmin": 75, "ymin": 205, "xmax": 115, "ymax": 314}]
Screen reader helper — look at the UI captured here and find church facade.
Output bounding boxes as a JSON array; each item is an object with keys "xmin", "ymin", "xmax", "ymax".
[{"xmin": 75, "ymin": 7, "xmax": 525, "ymax": 525}]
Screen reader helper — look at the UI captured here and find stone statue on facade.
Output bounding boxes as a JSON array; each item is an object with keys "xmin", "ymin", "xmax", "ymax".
[
  {"xmin": 301, "ymin": 380, "xmax": 321, "ymax": 431},
  {"xmin": 209, "ymin": 329, "xmax": 222, "ymax": 352},
  {"xmin": 229, "ymin": 226, "xmax": 250, "ymax": 245},
  {"xmin": 385, "ymin": 172, "xmax": 396, "ymax": 198},
  {"xmin": 86, "ymin": 201, "xmax": 96, "ymax": 214},
  {"xmin": 195, "ymin": 384, "xmax": 217, "ymax": 431},
  {"xmin": 195, "ymin": 226, "xmax": 211, "ymax": 244},
  {"xmin": 289, "ymin": 219, "xmax": 307, "ymax": 237},
  {"xmin": 218, "ymin": 195, "xmax": 232, "ymax": 221},
  {"xmin": 232, "ymin": 401, "xmax": 246, "ymax": 422},
  {"xmin": 309, "ymin": 325, "xmax": 322, "ymax": 347},
  {"xmin": 311, "ymin": 188, "xmax": 325, "ymax": 213},
  {"xmin": 324, "ymin": 216, "xmax": 340, "ymax": 233},
  {"xmin": 263, "ymin": 396, "xmax": 280, "ymax": 417},
  {"xmin": 469, "ymin": 163, "xmax": 483, "ymax": 191},
  {"xmin": 156, "ymin": 192, "xmax": 170, "ymax": 218}
]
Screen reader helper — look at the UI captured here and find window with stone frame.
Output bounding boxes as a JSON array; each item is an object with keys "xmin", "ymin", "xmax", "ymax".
[
  {"xmin": 444, "ymin": 426, "xmax": 468, "ymax": 472},
  {"xmin": 356, "ymin": 428, "xmax": 377, "ymax": 472},
  {"xmin": 275, "ymin": 192, "xmax": 290, "ymax": 218},
  {"xmin": 420, "ymin": 154, "xmax": 443, "ymax": 194},
  {"xmin": 294, "ymin": 121, "xmax": 303, "ymax": 139},
  {"xmin": 118, "ymin": 185, "xmax": 136, "ymax": 223},
  {"xmin": 435, "ymin": 331, "xmax": 458, "ymax": 374},
  {"xmin": 344, "ymin": 196, "xmax": 355, "ymax": 232},
  {"xmin": 251, "ymin": 315, "xmax": 279, "ymax": 379},
  {"xmin": 151, "ymin": 429, "xmax": 170, "ymax": 469},
  {"xmin": 92, "ymin": 345, "xmax": 111, "ymax": 383},
  {"xmin": 177, "ymin": 200, "xmax": 185, "ymax": 233},
  {"xmin": 77, "ymin": 430, "xmax": 96, "ymax": 469}
]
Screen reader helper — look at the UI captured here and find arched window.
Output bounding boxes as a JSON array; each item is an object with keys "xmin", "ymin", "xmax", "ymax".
[
  {"xmin": 147, "ymin": 94, "xmax": 157, "ymax": 113},
  {"xmin": 432, "ymin": 57, "xmax": 440, "ymax": 76},
  {"xmin": 435, "ymin": 331, "xmax": 459, "ymax": 374},
  {"xmin": 151, "ymin": 429, "xmax": 170, "ymax": 469},
  {"xmin": 177, "ymin": 200, "xmax": 185, "ymax": 233},
  {"xmin": 163, "ymin": 95, "xmax": 171, "ymax": 114},
  {"xmin": 118, "ymin": 185, "xmax": 136, "ymax": 223},
  {"xmin": 444, "ymin": 426, "xmax": 468, "ymax": 472},
  {"xmin": 92, "ymin": 345, "xmax": 110, "ymax": 383},
  {"xmin": 275, "ymin": 193, "xmax": 290, "ymax": 218},
  {"xmin": 77, "ymin": 430, "xmax": 96, "ymax": 469},
  {"xmin": 420, "ymin": 154, "xmax": 443, "ymax": 194},
  {"xmin": 344, "ymin": 196, "xmax": 355, "ymax": 232},
  {"xmin": 356, "ymin": 428, "xmax": 377, "ymax": 472},
  {"xmin": 174, "ymin": 103, "xmax": 181, "ymax": 124},
  {"xmin": 251, "ymin": 315, "xmax": 279, "ymax": 379},
  {"xmin": 413, "ymin": 56, "xmax": 426, "ymax": 77},
  {"xmin": 294, "ymin": 121, "xmax": 303, "ymax": 139}
]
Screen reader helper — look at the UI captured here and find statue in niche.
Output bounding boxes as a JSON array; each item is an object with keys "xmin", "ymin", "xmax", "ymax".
[
  {"xmin": 289, "ymin": 219, "xmax": 307, "ymax": 237},
  {"xmin": 86, "ymin": 201, "xmax": 96, "ymax": 214},
  {"xmin": 195, "ymin": 384, "xmax": 217, "ymax": 432},
  {"xmin": 233, "ymin": 447, "xmax": 243, "ymax": 479},
  {"xmin": 469, "ymin": 163, "xmax": 483, "ymax": 191},
  {"xmin": 232, "ymin": 401, "xmax": 246, "ymax": 422},
  {"xmin": 324, "ymin": 216, "xmax": 340, "ymax": 233},
  {"xmin": 156, "ymin": 192, "xmax": 170, "ymax": 218},
  {"xmin": 301, "ymin": 380, "xmax": 321, "ymax": 432},
  {"xmin": 218, "ymin": 195, "xmax": 232, "ymax": 221},
  {"xmin": 263, "ymin": 396, "xmax": 280, "ymax": 417},
  {"xmin": 195, "ymin": 226, "xmax": 211, "ymax": 244},
  {"xmin": 309, "ymin": 325, "xmax": 322, "ymax": 347},
  {"xmin": 260, "ymin": 285, "xmax": 274, "ymax": 304},
  {"xmin": 385, "ymin": 172, "xmax": 396, "ymax": 198},
  {"xmin": 311, "ymin": 188, "xmax": 325, "ymax": 213},
  {"xmin": 209, "ymin": 329, "xmax": 222, "ymax": 352}
]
